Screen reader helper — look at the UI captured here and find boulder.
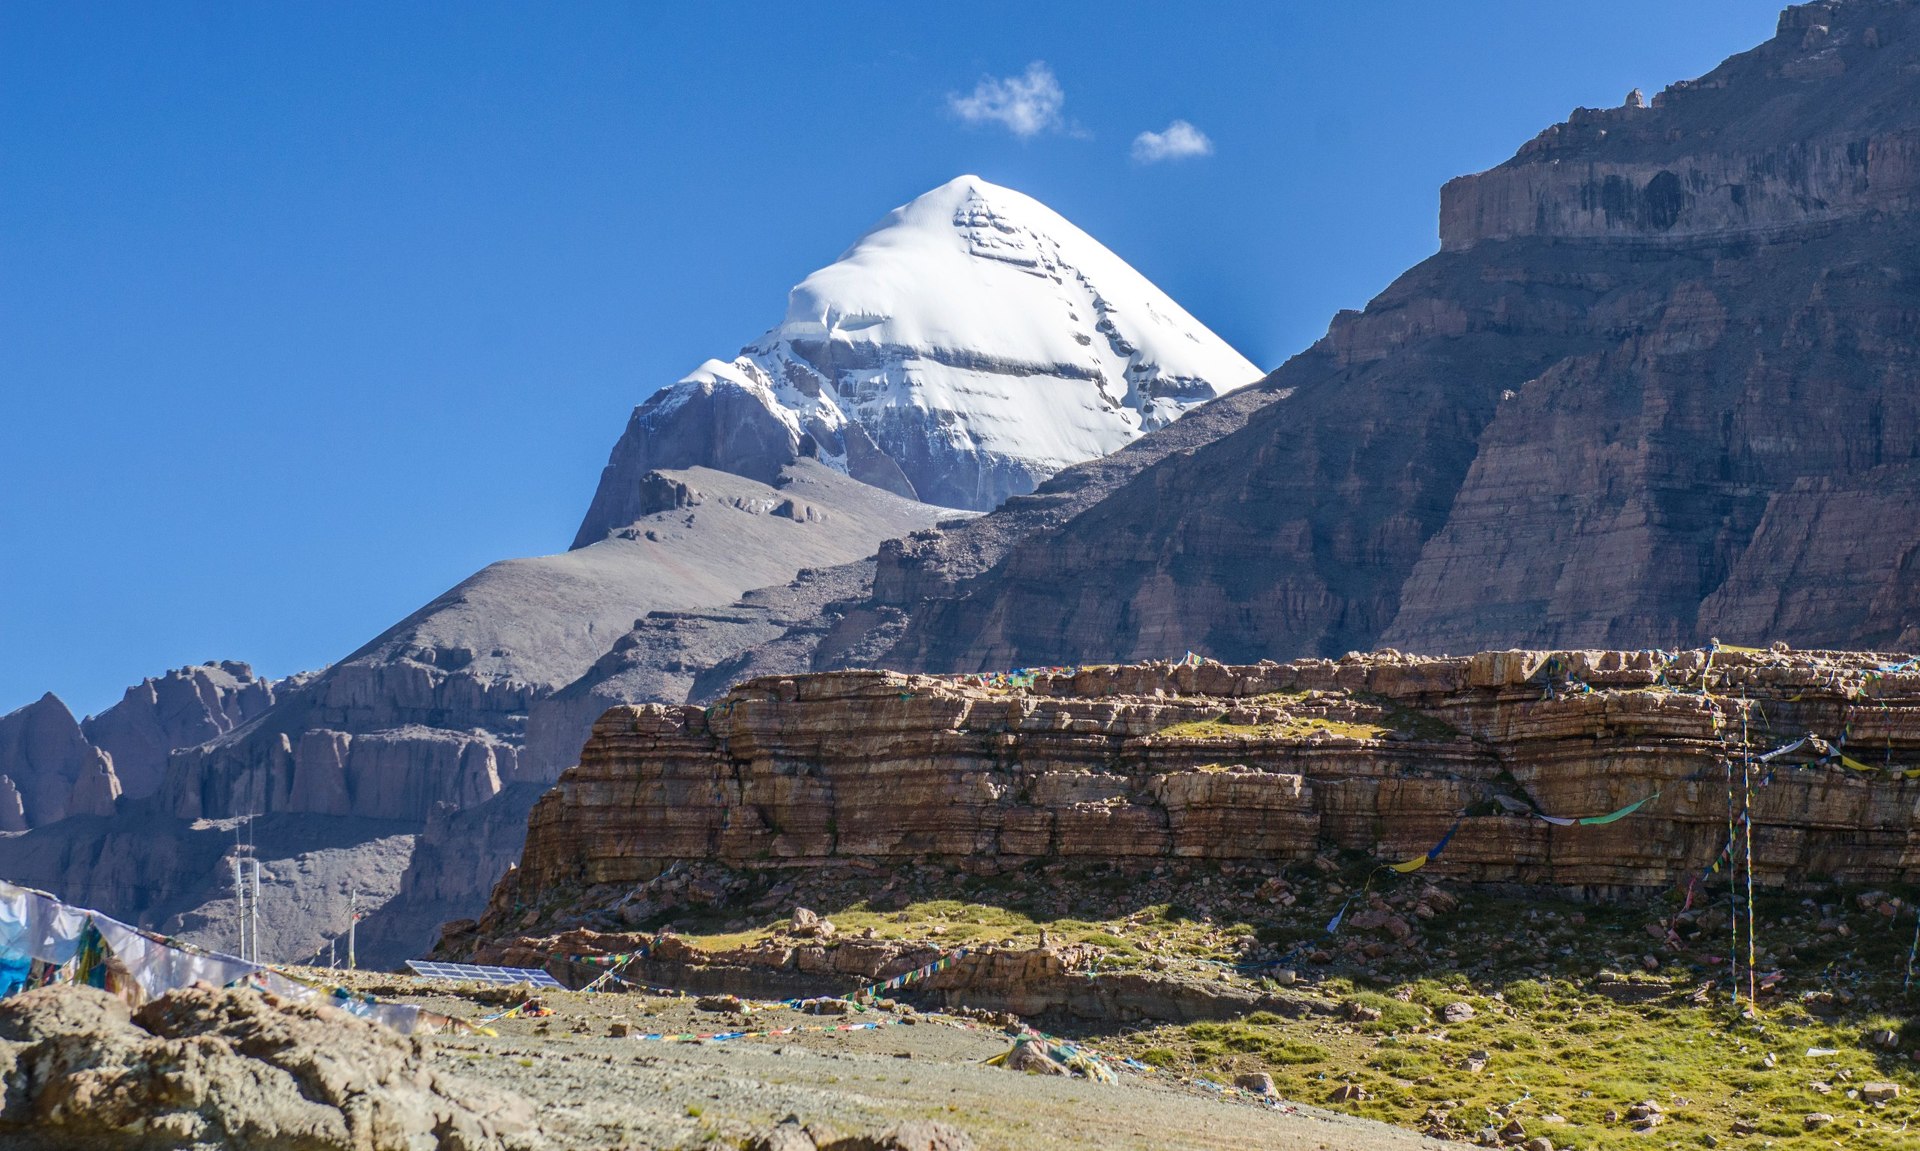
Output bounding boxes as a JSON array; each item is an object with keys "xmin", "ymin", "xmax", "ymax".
[
  {"xmin": 1235, "ymin": 1071, "xmax": 1278, "ymax": 1097},
  {"xmin": 0, "ymin": 983, "xmax": 540, "ymax": 1150}
]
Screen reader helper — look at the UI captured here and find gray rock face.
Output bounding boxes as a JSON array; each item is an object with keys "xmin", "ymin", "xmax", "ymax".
[
  {"xmin": 0, "ymin": 695, "xmax": 117, "ymax": 828},
  {"xmin": 0, "ymin": 464, "xmax": 945, "ymax": 965},
  {"xmin": 1440, "ymin": 3, "xmax": 1920, "ymax": 251},
  {"xmin": 0, "ymin": 802, "xmax": 418, "ymax": 969},
  {"xmin": 81, "ymin": 661, "xmax": 278, "ymax": 800},
  {"xmin": 168, "ymin": 463, "xmax": 949, "ymax": 823},
  {"xmin": 522, "ymin": 559, "xmax": 897, "ymax": 773},
  {"xmin": 352, "ymin": 781, "xmax": 550, "ymax": 965},
  {"xmin": 855, "ymin": 0, "xmax": 1920, "ymax": 669},
  {"xmin": 572, "ymin": 375, "xmax": 838, "ymax": 545},
  {"xmin": 0, "ymin": 662, "xmax": 279, "ymax": 832}
]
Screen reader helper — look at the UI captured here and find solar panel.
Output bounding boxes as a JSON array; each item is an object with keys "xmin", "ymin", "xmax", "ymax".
[{"xmin": 405, "ymin": 960, "xmax": 564, "ymax": 989}]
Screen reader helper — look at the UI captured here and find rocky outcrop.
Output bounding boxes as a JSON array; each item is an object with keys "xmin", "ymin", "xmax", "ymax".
[
  {"xmin": 0, "ymin": 665, "xmax": 279, "ymax": 831},
  {"xmin": 0, "ymin": 464, "xmax": 946, "ymax": 967},
  {"xmin": 166, "ymin": 464, "xmax": 946, "ymax": 828},
  {"xmin": 0, "ymin": 695, "xmax": 117, "ymax": 828},
  {"xmin": 1440, "ymin": 3, "xmax": 1920, "ymax": 250},
  {"xmin": 81, "ymin": 661, "xmax": 279, "ymax": 799},
  {"xmin": 0, "ymin": 983, "xmax": 540, "ymax": 1150},
  {"xmin": 488, "ymin": 649, "xmax": 1920, "ymax": 931},
  {"xmin": 862, "ymin": 1, "xmax": 1920, "ymax": 670}
]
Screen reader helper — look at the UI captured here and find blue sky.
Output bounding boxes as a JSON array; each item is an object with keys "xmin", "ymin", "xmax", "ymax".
[{"xmin": 1, "ymin": 1, "xmax": 1784, "ymax": 717}]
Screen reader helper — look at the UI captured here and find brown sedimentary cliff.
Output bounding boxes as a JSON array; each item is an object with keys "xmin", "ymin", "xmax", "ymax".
[{"xmin": 488, "ymin": 648, "xmax": 1920, "ymax": 935}]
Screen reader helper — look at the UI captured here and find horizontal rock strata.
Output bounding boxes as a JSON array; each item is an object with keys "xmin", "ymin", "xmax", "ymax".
[
  {"xmin": 475, "ymin": 928, "xmax": 1322, "ymax": 1024},
  {"xmin": 496, "ymin": 649, "xmax": 1920, "ymax": 924}
]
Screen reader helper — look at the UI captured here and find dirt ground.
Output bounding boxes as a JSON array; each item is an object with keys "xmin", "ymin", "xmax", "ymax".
[{"xmin": 312, "ymin": 969, "xmax": 1450, "ymax": 1150}]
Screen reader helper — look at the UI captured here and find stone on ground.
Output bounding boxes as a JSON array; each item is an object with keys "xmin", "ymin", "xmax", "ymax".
[{"xmin": 0, "ymin": 983, "xmax": 542, "ymax": 1150}]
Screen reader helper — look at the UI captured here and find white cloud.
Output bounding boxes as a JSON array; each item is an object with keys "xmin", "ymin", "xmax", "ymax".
[
  {"xmin": 1131, "ymin": 120, "xmax": 1214, "ymax": 164},
  {"xmin": 948, "ymin": 62, "xmax": 1066, "ymax": 139}
]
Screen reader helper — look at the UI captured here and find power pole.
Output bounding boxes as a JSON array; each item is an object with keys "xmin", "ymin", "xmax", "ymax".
[
  {"xmin": 231, "ymin": 814, "xmax": 262, "ymax": 963},
  {"xmin": 348, "ymin": 889, "xmax": 358, "ymax": 970},
  {"xmin": 232, "ymin": 855, "xmax": 247, "ymax": 960},
  {"xmin": 251, "ymin": 856, "xmax": 262, "ymax": 965}
]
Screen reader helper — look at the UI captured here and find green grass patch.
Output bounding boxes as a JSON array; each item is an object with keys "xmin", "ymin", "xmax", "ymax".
[
  {"xmin": 1187, "ymin": 1021, "xmax": 1329, "ymax": 1065},
  {"xmin": 1115, "ymin": 980, "xmax": 1920, "ymax": 1151}
]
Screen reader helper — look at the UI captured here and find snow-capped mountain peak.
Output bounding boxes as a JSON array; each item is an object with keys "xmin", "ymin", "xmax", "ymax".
[{"xmin": 573, "ymin": 176, "xmax": 1260, "ymax": 543}]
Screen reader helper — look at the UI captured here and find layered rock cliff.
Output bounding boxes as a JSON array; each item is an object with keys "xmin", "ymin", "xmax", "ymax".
[{"xmin": 485, "ymin": 648, "xmax": 1920, "ymax": 941}]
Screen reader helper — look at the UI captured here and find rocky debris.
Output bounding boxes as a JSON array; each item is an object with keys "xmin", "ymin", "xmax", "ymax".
[
  {"xmin": 1441, "ymin": 1002, "xmax": 1476, "ymax": 1024},
  {"xmin": 1860, "ymin": 1081, "xmax": 1901, "ymax": 1103},
  {"xmin": 1626, "ymin": 1100, "xmax": 1664, "ymax": 1130},
  {"xmin": 0, "ymin": 983, "xmax": 540, "ymax": 1150},
  {"xmin": 1805, "ymin": 1112, "xmax": 1835, "ymax": 1129},
  {"xmin": 859, "ymin": 1121, "xmax": 975, "ymax": 1151},
  {"xmin": 696, "ymin": 994, "xmax": 746, "ymax": 1013},
  {"xmin": 791, "ymin": 907, "xmax": 837, "ymax": 938},
  {"xmin": 1343, "ymin": 1001, "xmax": 1383, "ymax": 1023},
  {"xmin": 752, "ymin": 1118, "xmax": 823, "ymax": 1151},
  {"xmin": 748, "ymin": 1117, "xmax": 977, "ymax": 1151}
]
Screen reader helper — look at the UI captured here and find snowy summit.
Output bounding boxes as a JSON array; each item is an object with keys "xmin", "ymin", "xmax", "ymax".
[{"xmin": 575, "ymin": 176, "xmax": 1260, "ymax": 540}]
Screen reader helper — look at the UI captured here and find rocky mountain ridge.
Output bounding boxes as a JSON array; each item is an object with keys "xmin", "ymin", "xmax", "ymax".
[
  {"xmin": 819, "ymin": 0, "xmax": 1920, "ymax": 672},
  {"xmin": 572, "ymin": 175, "xmax": 1259, "ymax": 538},
  {"xmin": 0, "ymin": 177, "xmax": 1254, "ymax": 966},
  {"xmin": 0, "ymin": 662, "xmax": 281, "ymax": 832},
  {"xmin": 18, "ymin": 2, "xmax": 1920, "ymax": 974}
]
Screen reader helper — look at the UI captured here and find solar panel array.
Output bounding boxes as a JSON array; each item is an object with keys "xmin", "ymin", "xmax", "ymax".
[{"xmin": 405, "ymin": 960, "xmax": 564, "ymax": 989}]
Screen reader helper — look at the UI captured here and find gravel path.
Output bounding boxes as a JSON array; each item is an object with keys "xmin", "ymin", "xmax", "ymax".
[{"xmin": 337, "ymin": 974, "xmax": 1450, "ymax": 1150}]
